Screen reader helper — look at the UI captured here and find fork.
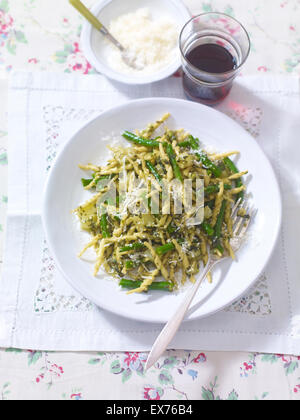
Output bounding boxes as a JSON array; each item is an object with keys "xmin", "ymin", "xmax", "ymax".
[
  {"xmin": 69, "ymin": 0, "xmax": 142, "ymax": 70},
  {"xmin": 145, "ymin": 198, "xmax": 256, "ymax": 371}
]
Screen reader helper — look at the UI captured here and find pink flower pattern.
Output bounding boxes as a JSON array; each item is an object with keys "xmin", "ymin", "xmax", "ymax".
[
  {"xmin": 143, "ymin": 386, "xmax": 163, "ymax": 400},
  {"xmin": 66, "ymin": 42, "xmax": 92, "ymax": 75},
  {"xmin": 0, "ymin": 9, "xmax": 13, "ymax": 36}
]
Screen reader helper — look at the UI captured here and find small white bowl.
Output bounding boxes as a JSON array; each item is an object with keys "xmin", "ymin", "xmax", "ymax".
[{"xmin": 80, "ymin": 0, "xmax": 191, "ymax": 85}]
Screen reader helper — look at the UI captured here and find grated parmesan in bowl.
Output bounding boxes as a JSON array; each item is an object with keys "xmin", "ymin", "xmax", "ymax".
[
  {"xmin": 107, "ymin": 8, "xmax": 179, "ymax": 75},
  {"xmin": 81, "ymin": 0, "xmax": 191, "ymax": 84}
]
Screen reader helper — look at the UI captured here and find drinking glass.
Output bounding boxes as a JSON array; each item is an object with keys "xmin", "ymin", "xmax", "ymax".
[{"xmin": 179, "ymin": 13, "xmax": 250, "ymax": 105}]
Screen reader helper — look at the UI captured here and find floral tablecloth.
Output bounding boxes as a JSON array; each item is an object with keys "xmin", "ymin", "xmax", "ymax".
[{"xmin": 0, "ymin": 0, "xmax": 300, "ymax": 401}]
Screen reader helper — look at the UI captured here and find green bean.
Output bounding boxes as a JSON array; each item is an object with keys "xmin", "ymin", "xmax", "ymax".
[
  {"xmin": 196, "ymin": 152, "xmax": 222, "ymax": 178},
  {"xmin": 81, "ymin": 175, "xmax": 110, "ymax": 188},
  {"xmin": 178, "ymin": 140, "xmax": 191, "ymax": 148},
  {"xmin": 125, "ymin": 260, "xmax": 135, "ymax": 269},
  {"xmin": 223, "ymin": 157, "xmax": 239, "ymax": 173},
  {"xmin": 204, "ymin": 184, "xmax": 232, "ymax": 195},
  {"xmin": 214, "ymin": 200, "xmax": 226, "ymax": 240},
  {"xmin": 120, "ymin": 243, "xmax": 145, "ymax": 252},
  {"xmin": 214, "ymin": 242, "xmax": 225, "ymax": 255},
  {"xmin": 146, "ymin": 161, "xmax": 162, "ymax": 182},
  {"xmin": 212, "ymin": 200, "xmax": 226, "ymax": 255},
  {"xmin": 204, "ymin": 185, "xmax": 218, "ymax": 195},
  {"xmin": 166, "ymin": 223, "xmax": 176, "ymax": 234},
  {"xmin": 122, "ymin": 131, "xmax": 160, "ymax": 148},
  {"xmin": 223, "ymin": 157, "xmax": 244, "ymax": 200},
  {"xmin": 100, "ymin": 213, "xmax": 110, "ymax": 238},
  {"xmin": 120, "ymin": 279, "xmax": 173, "ymax": 292},
  {"xmin": 202, "ymin": 222, "xmax": 214, "ymax": 237},
  {"xmin": 178, "ymin": 135, "xmax": 200, "ymax": 150},
  {"xmin": 81, "ymin": 178, "xmax": 93, "ymax": 187},
  {"xmin": 156, "ymin": 242, "xmax": 175, "ymax": 255},
  {"xmin": 188, "ymin": 135, "xmax": 200, "ymax": 150},
  {"xmin": 164, "ymin": 143, "xmax": 183, "ymax": 182},
  {"xmin": 205, "ymin": 199, "xmax": 215, "ymax": 210}
]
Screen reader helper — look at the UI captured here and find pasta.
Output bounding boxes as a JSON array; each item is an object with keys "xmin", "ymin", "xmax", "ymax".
[{"xmin": 73, "ymin": 114, "xmax": 249, "ymax": 294}]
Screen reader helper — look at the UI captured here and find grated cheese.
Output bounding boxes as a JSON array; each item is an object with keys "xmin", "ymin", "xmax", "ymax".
[{"xmin": 107, "ymin": 8, "xmax": 179, "ymax": 74}]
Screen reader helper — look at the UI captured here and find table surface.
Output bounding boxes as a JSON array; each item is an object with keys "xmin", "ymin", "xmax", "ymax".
[{"xmin": 0, "ymin": 0, "xmax": 300, "ymax": 401}]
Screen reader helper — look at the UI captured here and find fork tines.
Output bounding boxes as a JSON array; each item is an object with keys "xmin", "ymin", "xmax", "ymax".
[{"xmin": 231, "ymin": 197, "xmax": 256, "ymax": 237}]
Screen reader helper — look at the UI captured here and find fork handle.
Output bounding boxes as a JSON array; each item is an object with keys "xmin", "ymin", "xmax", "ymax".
[
  {"xmin": 69, "ymin": 0, "xmax": 103, "ymax": 31},
  {"xmin": 69, "ymin": 0, "xmax": 125, "ymax": 52},
  {"xmin": 145, "ymin": 258, "xmax": 217, "ymax": 370}
]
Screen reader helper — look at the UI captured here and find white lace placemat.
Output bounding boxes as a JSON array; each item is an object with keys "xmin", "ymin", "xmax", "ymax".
[{"xmin": 0, "ymin": 71, "xmax": 299, "ymax": 354}]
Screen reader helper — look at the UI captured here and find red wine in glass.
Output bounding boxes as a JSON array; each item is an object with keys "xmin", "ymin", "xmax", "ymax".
[{"xmin": 183, "ymin": 43, "xmax": 238, "ymax": 105}]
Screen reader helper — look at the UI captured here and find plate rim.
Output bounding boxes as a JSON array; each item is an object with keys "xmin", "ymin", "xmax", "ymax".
[{"xmin": 42, "ymin": 97, "xmax": 282, "ymax": 323}]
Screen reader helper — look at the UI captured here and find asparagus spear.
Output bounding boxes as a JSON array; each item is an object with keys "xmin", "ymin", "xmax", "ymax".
[{"xmin": 120, "ymin": 279, "xmax": 173, "ymax": 292}]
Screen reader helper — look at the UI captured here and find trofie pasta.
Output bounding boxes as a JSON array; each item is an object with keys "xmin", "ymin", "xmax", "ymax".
[{"xmin": 73, "ymin": 114, "xmax": 249, "ymax": 294}]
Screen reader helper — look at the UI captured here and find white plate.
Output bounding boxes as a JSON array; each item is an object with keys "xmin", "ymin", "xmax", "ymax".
[
  {"xmin": 80, "ymin": 0, "xmax": 191, "ymax": 85},
  {"xmin": 42, "ymin": 98, "xmax": 282, "ymax": 324}
]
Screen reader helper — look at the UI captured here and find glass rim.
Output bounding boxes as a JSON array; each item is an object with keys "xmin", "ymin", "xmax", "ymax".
[{"xmin": 179, "ymin": 12, "xmax": 251, "ymax": 78}]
